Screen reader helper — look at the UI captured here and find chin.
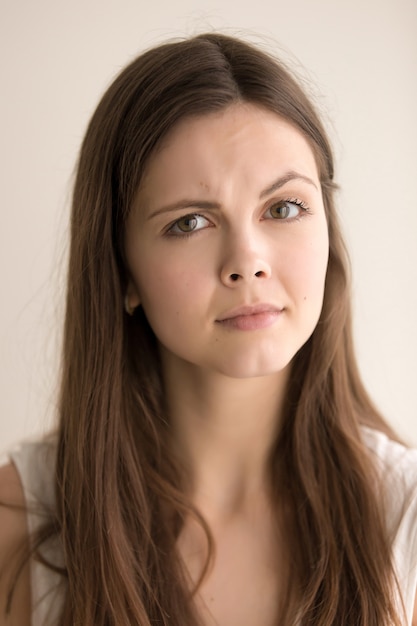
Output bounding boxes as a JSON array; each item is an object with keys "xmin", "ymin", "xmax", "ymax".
[{"xmin": 214, "ymin": 354, "xmax": 293, "ymax": 380}]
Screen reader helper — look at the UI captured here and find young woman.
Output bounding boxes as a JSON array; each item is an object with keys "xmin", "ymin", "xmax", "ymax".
[{"xmin": 1, "ymin": 32, "xmax": 417, "ymax": 626}]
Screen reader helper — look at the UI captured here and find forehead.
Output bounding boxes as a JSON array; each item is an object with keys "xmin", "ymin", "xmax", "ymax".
[{"xmin": 137, "ymin": 103, "xmax": 320, "ymax": 204}]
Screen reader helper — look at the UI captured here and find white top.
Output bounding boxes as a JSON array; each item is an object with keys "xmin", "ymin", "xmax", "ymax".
[
  {"xmin": 7, "ymin": 427, "xmax": 417, "ymax": 625},
  {"xmin": 9, "ymin": 436, "xmax": 64, "ymax": 626}
]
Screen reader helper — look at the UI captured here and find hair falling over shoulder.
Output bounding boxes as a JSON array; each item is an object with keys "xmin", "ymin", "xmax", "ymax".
[{"xmin": 35, "ymin": 33, "xmax": 404, "ymax": 625}]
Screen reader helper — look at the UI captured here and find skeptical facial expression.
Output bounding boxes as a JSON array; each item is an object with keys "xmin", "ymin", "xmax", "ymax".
[{"xmin": 124, "ymin": 104, "xmax": 329, "ymax": 380}]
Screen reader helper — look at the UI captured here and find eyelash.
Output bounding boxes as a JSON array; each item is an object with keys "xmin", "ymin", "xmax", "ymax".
[
  {"xmin": 266, "ymin": 197, "xmax": 310, "ymax": 221},
  {"xmin": 165, "ymin": 214, "xmax": 212, "ymax": 238},
  {"xmin": 165, "ymin": 197, "xmax": 310, "ymax": 238}
]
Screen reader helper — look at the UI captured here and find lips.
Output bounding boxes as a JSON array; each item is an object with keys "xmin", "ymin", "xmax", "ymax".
[{"xmin": 216, "ymin": 303, "xmax": 284, "ymax": 331}]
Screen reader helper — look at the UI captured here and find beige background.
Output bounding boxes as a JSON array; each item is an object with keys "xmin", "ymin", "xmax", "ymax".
[{"xmin": 1, "ymin": 0, "xmax": 416, "ymax": 454}]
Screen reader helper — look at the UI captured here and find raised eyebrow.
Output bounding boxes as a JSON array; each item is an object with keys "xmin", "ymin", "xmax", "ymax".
[
  {"xmin": 147, "ymin": 200, "xmax": 220, "ymax": 220},
  {"xmin": 260, "ymin": 171, "xmax": 318, "ymax": 197}
]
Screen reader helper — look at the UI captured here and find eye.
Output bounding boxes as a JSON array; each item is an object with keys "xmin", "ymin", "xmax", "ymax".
[
  {"xmin": 167, "ymin": 214, "xmax": 211, "ymax": 236},
  {"xmin": 265, "ymin": 199, "xmax": 306, "ymax": 220}
]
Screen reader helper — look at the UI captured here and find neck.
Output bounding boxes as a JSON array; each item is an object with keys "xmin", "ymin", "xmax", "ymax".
[{"xmin": 162, "ymin": 357, "xmax": 289, "ymax": 518}]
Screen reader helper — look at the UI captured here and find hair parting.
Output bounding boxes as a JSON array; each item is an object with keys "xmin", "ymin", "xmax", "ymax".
[{"xmin": 6, "ymin": 33, "xmax": 406, "ymax": 625}]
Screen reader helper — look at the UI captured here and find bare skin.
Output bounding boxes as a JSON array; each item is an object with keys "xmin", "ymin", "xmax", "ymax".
[
  {"xmin": 124, "ymin": 104, "xmax": 328, "ymax": 624},
  {"xmin": 178, "ymin": 492, "xmax": 282, "ymax": 625},
  {"xmin": 1, "ymin": 458, "xmax": 417, "ymax": 625},
  {"xmin": 167, "ymin": 368, "xmax": 288, "ymax": 625},
  {"xmin": 1, "ymin": 104, "xmax": 416, "ymax": 624},
  {"xmin": 0, "ymin": 463, "xmax": 31, "ymax": 626},
  {"xmin": 2, "ymin": 454, "xmax": 417, "ymax": 625},
  {"xmin": 124, "ymin": 104, "xmax": 417, "ymax": 624}
]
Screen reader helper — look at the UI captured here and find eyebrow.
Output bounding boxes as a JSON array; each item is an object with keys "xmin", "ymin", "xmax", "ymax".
[
  {"xmin": 260, "ymin": 171, "xmax": 318, "ymax": 197},
  {"xmin": 146, "ymin": 170, "xmax": 318, "ymax": 220}
]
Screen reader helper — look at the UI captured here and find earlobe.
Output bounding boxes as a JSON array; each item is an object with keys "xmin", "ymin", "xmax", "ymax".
[{"xmin": 124, "ymin": 281, "xmax": 141, "ymax": 315}]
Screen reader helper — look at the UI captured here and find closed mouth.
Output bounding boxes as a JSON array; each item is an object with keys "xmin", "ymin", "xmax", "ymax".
[{"xmin": 217, "ymin": 303, "xmax": 283, "ymax": 322}]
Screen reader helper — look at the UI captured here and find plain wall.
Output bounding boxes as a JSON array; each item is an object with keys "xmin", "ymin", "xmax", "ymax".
[{"xmin": 1, "ymin": 0, "xmax": 416, "ymax": 455}]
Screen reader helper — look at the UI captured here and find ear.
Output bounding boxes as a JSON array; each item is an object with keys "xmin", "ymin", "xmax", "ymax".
[{"xmin": 125, "ymin": 279, "xmax": 141, "ymax": 315}]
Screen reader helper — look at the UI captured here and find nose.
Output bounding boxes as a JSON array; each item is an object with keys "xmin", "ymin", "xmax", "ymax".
[{"xmin": 219, "ymin": 234, "xmax": 272, "ymax": 287}]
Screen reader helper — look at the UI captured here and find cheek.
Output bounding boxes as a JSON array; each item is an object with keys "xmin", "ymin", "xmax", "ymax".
[
  {"xmin": 306, "ymin": 239, "xmax": 329, "ymax": 295},
  {"xmin": 284, "ymin": 230, "xmax": 329, "ymax": 302},
  {"xmin": 135, "ymin": 253, "xmax": 209, "ymax": 321}
]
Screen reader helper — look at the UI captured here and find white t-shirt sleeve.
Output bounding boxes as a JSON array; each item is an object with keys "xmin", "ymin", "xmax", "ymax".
[
  {"xmin": 9, "ymin": 437, "xmax": 65, "ymax": 626},
  {"xmin": 362, "ymin": 426, "xmax": 417, "ymax": 624}
]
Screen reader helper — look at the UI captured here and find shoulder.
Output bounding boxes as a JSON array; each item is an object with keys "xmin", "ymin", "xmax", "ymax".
[
  {"xmin": 362, "ymin": 427, "xmax": 417, "ymax": 623},
  {"xmin": 362, "ymin": 426, "xmax": 417, "ymax": 490},
  {"xmin": 0, "ymin": 463, "xmax": 31, "ymax": 625},
  {"xmin": 9, "ymin": 435, "xmax": 57, "ymax": 517},
  {"xmin": 362, "ymin": 426, "xmax": 417, "ymax": 530}
]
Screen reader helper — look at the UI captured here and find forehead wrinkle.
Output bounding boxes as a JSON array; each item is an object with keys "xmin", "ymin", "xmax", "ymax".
[{"xmin": 134, "ymin": 104, "xmax": 320, "ymax": 220}]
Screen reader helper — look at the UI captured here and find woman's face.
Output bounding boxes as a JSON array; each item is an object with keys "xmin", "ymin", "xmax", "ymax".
[{"xmin": 125, "ymin": 103, "xmax": 329, "ymax": 380}]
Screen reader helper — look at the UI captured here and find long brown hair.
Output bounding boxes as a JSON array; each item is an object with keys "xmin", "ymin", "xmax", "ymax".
[{"xmin": 47, "ymin": 33, "xmax": 403, "ymax": 624}]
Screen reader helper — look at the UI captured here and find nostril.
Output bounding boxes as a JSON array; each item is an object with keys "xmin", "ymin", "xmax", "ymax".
[
  {"xmin": 255, "ymin": 271, "xmax": 264, "ymax": 277},
  {"xmin": 230, "ymin": 273, "xmax": 240, "ymax": 281}
]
